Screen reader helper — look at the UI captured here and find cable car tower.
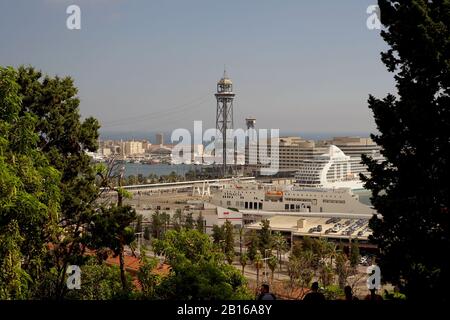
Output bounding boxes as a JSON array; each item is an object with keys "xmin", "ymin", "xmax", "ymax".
[{"xmin": 215, "ymin": 69, "xmax": 235, "ymax": 177}]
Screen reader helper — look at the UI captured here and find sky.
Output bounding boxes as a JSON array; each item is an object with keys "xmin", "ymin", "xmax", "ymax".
[{"xmin": 0, "ymin": 0, "xmax": 394, "ymax": 138}]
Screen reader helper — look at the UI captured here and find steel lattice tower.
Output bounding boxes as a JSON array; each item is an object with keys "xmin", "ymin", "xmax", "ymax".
[{"xmin": 215, "ymin": 70, "xmax": 235, "ymax": 177}]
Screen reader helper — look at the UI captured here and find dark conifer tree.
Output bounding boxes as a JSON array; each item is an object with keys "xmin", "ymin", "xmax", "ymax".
[{"xmin": 362, "ymin": 0, "xmax": 450, "ymax": 301}]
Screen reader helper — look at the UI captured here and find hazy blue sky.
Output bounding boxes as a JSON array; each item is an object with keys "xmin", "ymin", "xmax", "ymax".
[{"xmin": 0, "ymin": 0, "xmax": 394, "ymax": 137}]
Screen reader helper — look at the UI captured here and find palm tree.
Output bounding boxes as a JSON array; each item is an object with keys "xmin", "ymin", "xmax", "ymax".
[
  {"xmin": 226, "ymin": 250, "xmax": 234, "ymax": 265},
  {"xmin": 268, "ymin": 255, "xmax": 278, "ymax": 283},
  {"xmin": 254, "ymin": 251, "xmax": 264, "ymax": 289},
  {"xmin": 239, "ymin": 227, "xmax": 244, "ymax": 256},
  {"xmin": 272, "ymin": 232, "xmax": 288, "ymax": 270},
  {"xmin": 326, "ymin": 241, "xmax": 338, "ymax": 267},
  {"xmin": 240, "ymin": 253, "xmax": 248, "ymax": 275}
]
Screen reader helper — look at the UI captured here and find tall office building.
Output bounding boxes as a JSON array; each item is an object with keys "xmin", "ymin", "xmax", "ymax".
[{"xmin": 156, "ymin": 133, "xmax": 164, "ymax": 145}]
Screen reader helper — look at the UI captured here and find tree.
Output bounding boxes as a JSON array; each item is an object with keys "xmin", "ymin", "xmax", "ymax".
[
  {"xmin": 258, "ymin": 219, "xmax": 272, "ymax": 253},
  {"xmin": 184, "ymin": 212, "xmax": 194, "ymax": 230},
  {"xmin": 286, "ymin": 252, "xmax": 315, "ymax": 299},
  {"xmin": 143, "ymin": 226, "xmax": 151, "ymax": 241},
  {"xmin": 64, "ymin": 257, "xmax": 126, "ymax": 300},
  {"xmin": 0, "ymin": 66, "xmax": 61, "ymax": 299},
  {"xmin": 238, "ymin": 227, "xmax": 244, "ymax": 256},
  {"xmin": 137, "ymin": 250, "xmax": 160, "ymax": 299},
  {"xmin": 135, "ymin": 214, "xmax": 143, "ymax": 234},
  {"xmin": 196, "ymin": 213, "xmax": 205, "ymax": 233},
  {"xmin": 161, "ymin": 212, "xmax": 171, "ymax": 236},
  {"xmin": 225, "ymin": 250, "xmax": 234, "ymax": 265},
  {"xmin": 0, "ymin": 220, "xmax": 30, "ymax": 299},
  {"xmin": 272, "ymin": 232, "xmax": 288, "ymax": 270},
  {"xmin": 86, "ymin": 205, "xmax": 137, "ymax": 292},
  {"xmin": 247, "ymin": 230, "xmax": 259, "ymax": 262},
  {"xmin": 172, "ymin": 209, "xmax": 182, "ymax": 231},
  {"xmin": 335, "ymin": 252, "xmax": 352, "ymax": 290},
  {"xmin": 152, "ymin": 229, "xmax": 252, "ymax": 299},
  {"xmin": 268, "ymin": 255, "xmax": 278, "ymax": 283},
  {"xmin": 240, "ymin": 253, "xmax": 248, "ymax": 275},
  {"xmin": 254, "ymin": 251, "xmax": 264, "ymax": 289},
  {"xmin": 15, "ymin": 66, "xmax": 100, "ymax": 299},
  {"xmin": 361, "ymin": 1, "xmax": 450, "ymax": 300},
  {"xmin": 224, "ymin": 220, "xmax": 234, "ymax": 256},
  {"xmin": 211, "ymin": 225, "xmax": 225, "ymax": 245},
  {"xmin": 151, "ymin": 211, "xmax": 163, "ymax": 239},
  {"xmin": 349, "ymin": 239, "xmax": 360, "ymax": 269}
]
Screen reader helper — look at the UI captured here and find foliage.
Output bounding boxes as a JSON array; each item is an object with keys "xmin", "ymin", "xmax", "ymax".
[
  {"xmin": 14, "ymin": 66, "xmax": 101, "ymax": 298},
  {"xmin": 322, "ymin": 285, "xmax": 343, "ymax": 301},
  {"xmin": 224, "ymin": 220, "xmax": 234, "ymax": 257},
  {"xmin": 361, "ymin": 0, "xmax": 450, "ymax": 300},
  {"xmin": 239, "ymin": 253, "xmax": 248, "ymax": 274},
  {"xmin": 349, "ymin": 239, "xmax": 360, "ymax": 269},
  {"xmin": 246, "ymin": 230, "xmax": 259, "ymax": 262},
  {"xmin": 258, "ymin": 219, "xmax": 272, "ymax": 253},
  {"xmin": 136, "ymin": 251, "xmax": 161, "ymax": 300},
  {"xmin": 64, "ymin": 257, "xmax": 127, "ymax": 300},
  {"xmin": 85, "ymin": 205, "xmax": 137, "ymax": 291},
  {"xmin": 0, "ymin": 66, "xmax": 61, "ymax": 299},
  {"xmin": 212, "ymin": 224, "xmax": 225, "ymax": 245},
  {"xmin": 153, "ymin": 229, "xmax": 252, "ymax": 300},
  {"xmin": 196, "ymin": 213, "xmax": 205, "ymax": 233},
  {"xmin": 184, "ymin": 212, "xmax": 194, "ymax": 230}
]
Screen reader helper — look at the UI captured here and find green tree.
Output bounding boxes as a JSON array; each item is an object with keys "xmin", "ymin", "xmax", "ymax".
[
  {"xmin": 143, "ymin": 226, "xmax": 151, "ymax": 241},
  {"xmin": 211, "ymin": 224, "xmax": 225, "ymax": 245},
  {"xmin": 196, "ymin": 213, "xmax": 205, "ymax": 233},
  {"xmin": 335, "ymin": 252, "xmax": 351, "ymax": 289},
  {"xmin": 0, "ymin": 66, "xmax": 61, "ymax": 298},
  {"xmin": 254, "ymin": 251, "xmax": 264, "ymax": 289},
  {"xmin": 224, "ymin": 220, "xmax": 234, "ymax": 256},
  {"xmin": 225, "ymin": 250, "xmax": 234, "ymax": 265},
  {"xmin": 349, "ymin": 239, "xmax": 360, "ymax": 269},
  {"xmin": 86, "ymin": 205, "xmax": 137, "ymax": 292},
  {"xmin": 240, "ymin": 253, "xmax": 248, "ymax": 275},
  {"xmin": 15, "ymin": 66, "xmax": 100, "ymax": 298},
  {"xmin": 258, "ymin": 219, "xmax": 272, "ymax": 253},
  {"xmin": 268, "ymin": 255, "xmax": 278, "ymax": 283},
  {"xmin": 184, "ymin": 212, "xmax": 194, "ymax": 230},
  {"xmin": 153, "ymin": 229, "xmax": 252, "ymax": 299},
  {"xmin": 135, "ymin": 214, "xmax": 143, "ymax": 233},
  {"xmin": 247, "ymin": 230, "xmax": 259, "ymax": 262},
  {"xmin": 361, "ymin": 0, "xmax": 450, "ymax": 300},
  {"xmin": 0, "ymin": 221, "xmax": 30, "ymax": 299},
  {"xmin": 137, "ymin": 250, "xmax": 160, "ymax": 299},
  {"xmin": 238, "ymin": 227, "xmax": 244, "ymax": 256},
  {"xmin": 272, "ymin": 232, "xmax": 288, "ymax": 270},
  {"xmin": 151, "ymin": 211, "xmax": 163, "ymax": 239},
  {"xmin": 64, "ymin": 257, "xmax": 127, "ymax": 300},
  {"xmin": 172, "ymin": 209, "xmax": 182, "ymax": 231}
]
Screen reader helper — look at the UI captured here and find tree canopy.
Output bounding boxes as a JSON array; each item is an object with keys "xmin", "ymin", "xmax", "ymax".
[{"xmin": 362, "ymin": 0, "xmax": 450, "ymax": 301}]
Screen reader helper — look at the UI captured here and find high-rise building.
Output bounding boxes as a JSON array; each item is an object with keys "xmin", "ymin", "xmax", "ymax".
[
  {"xmin": 324, "ymin": 136, "xmax": 381, "ymax": 158},
  {"xmin": 156, "ymin": 133, "xmax": 164, "ymax": 145},
  {"xmin": 123, "ymin": 140, "xmax": 144, "ymax": 156}
]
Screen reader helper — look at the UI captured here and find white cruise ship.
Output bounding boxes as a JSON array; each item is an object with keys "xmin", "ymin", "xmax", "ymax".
[
  {"xmin": 210, "ymin": 182, "xmax": 375, "ymax": 215},
  {"xmin": 294, "ymin": 145, "xmax": 366, "ymax": 190}
]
